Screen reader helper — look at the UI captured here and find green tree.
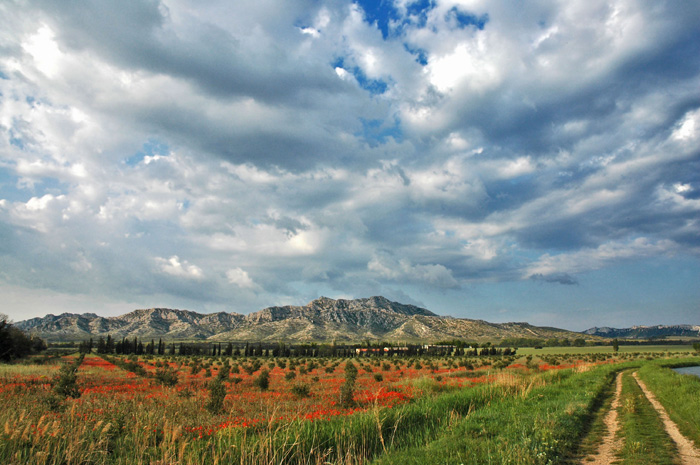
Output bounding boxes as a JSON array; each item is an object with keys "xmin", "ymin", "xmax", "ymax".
[
  {"xmin": 253, "ymin": 369, "xmax": 270, "ymax": 391},
  {"xmin": 206, "ymin": 377, "xmax": 226, "ymax": 414},
  {"xmin": 53, "ymin": 353, "xmax": 85, "ymax": 399},
  {"xmin": 339, "ymin": 361, "xmax": 357, "ymax": 408},
  {"xmin": 612, "ymin": 338, "xmax": 620, "ymax": 353},
  {"xmin": 0, "ymin": 314, "xmax": 42, "ymax": 362}
]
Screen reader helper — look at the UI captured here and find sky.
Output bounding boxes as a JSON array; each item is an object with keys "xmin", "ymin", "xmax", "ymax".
[{"xmin": 1, "ymin": 0, "xmax": 699, "ymax": 331}]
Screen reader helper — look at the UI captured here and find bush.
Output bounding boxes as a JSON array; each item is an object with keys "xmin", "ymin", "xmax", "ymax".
[
  {"xmin": 291, "ymin": 383, "xmax": 311, "ymax": 398},
  {"xmin": 206, "ymin": 378, "xmax": 226, "ymax": 414},
  {"xmin": 285, "ymin": 371, "xmax": 297, "ymax": 381},
  {"xmin": 373, "ymin": 373, "xmax": 383, "ymax": 382},
  {"xmin": 253, "ymin": 369, "xmax": 270, "ymax": 391},
  {"xmin": 154, "ymin": 366, "xmax": 179, "ymax": 386},
  {"xmin": 53, "ymin": 353, "xmax": 85, "ymax": 399},
  {"xmin": 339, "ymin": 362, "xmax": 357, "ymax": 408}
]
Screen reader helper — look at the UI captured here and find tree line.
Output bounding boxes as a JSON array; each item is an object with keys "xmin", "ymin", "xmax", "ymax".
[
  {"xmin": 79, "ymin": 336, "xmax": 516, "ymax": 358},
  {"xmin": 0, "ymin": 314, "xmax": 47, "ymax": 362}
]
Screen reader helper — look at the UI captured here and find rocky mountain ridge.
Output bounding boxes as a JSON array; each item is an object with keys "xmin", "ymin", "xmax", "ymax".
[{"xmin": 17, "ymin": 296, "xmax": 598, "ymax": 343}]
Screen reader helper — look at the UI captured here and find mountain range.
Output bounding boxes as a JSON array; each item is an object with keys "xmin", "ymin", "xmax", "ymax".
[
  {"xmin": 583, "ymin": 325, "xmax": 700, "ymax": 340},
  {"xmin": 16, "ymin": 296, "xmax": 601, "ymax": 343}
]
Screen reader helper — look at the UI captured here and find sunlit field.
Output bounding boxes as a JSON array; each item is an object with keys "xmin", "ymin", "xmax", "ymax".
[
  {"xmin": 2, "ymin": 351, "xmax": 698, "ymax": 464},
  {"xmin": 517, "ymin": 344, "xmax": 697, "ymax": 356}
]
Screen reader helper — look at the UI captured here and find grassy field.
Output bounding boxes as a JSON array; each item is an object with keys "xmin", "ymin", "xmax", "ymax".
[
  {"xmin": 1, "ymin": 351, "xmax": 698, "ymax": 464},
  {"xmin": 517, "ymin": 344, "xmax": 696, "ymax": 355}
]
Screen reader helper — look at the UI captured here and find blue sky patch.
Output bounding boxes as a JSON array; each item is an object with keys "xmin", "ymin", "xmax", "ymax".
[
  {"xmin": 124, "ymin": 139, "xmax": 170, "ymax": 166},
  {"xmin": 447, "ymin": 7, "xmax": 489, "ymax": 30},
  {"xmin": 333, "ymin": 57, "xmax": 389, "ymax": 95},
  {"xmin": 354, "ymin": 0, "xmax": 400, "ymax": 39},
  {"xmin": 358, "ymin": 117, "xmax": 403, "ymax": 145},
  {"xmin": 404, "ymin": 44, "xmax": 428, "ymax": 65}
]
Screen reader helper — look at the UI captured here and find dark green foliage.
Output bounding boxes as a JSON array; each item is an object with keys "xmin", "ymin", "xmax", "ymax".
[
  {"xmin": 0, "ymin": 314, "xmax": 45, "ymax": 362},
  {"xmin": 339, "ymin": 361, "xmax": 358, "ymax": 408},
  {"xmin": 285, "ymin": 371, "xmax": 297, "ymax": 381},
  {"xmin": 217, "ymin": 364, "xmax": 230, "ymax": 380},
  {"xmin": 291, "ymin": 382, "xmax": 311, "ymax": 398},
  {"xmin": 253, "ymin": 369, "xmax": 270, "ymax": 391},
  {"xmin": 206, "ymin": 377, "xmax": 227, "ymax": 414},
  {"xmin": 53, "ymin": 353, "xmax": 85, "ymax": 399},
  {"xmin": 154, "ymin": 366, "xmax": 179, "ymax": 386}
]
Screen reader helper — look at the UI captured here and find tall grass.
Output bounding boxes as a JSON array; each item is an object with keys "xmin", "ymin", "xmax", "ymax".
[
  {"xmin": 370, "ymin": 366, "xmax": 621, "ymax": 465},
  {"xmin": 3, "ymin": 355, "xmax": 696, "ymax": 464}
]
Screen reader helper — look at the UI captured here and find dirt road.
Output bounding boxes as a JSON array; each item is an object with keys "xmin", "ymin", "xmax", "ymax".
[
  {"xmin": 583, "ymin": 371, "xmax": 623, "ymax": 465},
  {"xmin": 633, "ymin": 372, "xmax": 700, "ymax": 465}
]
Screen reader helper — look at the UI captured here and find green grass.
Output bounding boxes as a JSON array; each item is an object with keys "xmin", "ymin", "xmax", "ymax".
[
  {"xmin": 636, "ymin": 359, "xmax": 700, "ymax": 447},
  {"xmin": 567, "ymin": 369, "xmax": 621, "ymax": 463},
  {"xmin": 517, "ymin": 345, "xmax": 696, "ymax": 356},
  {"xmin": 3, "ymin": 355, "xmax": 698, "ymax": 464},
  {"xmin": 370, "ymin": 366, "xmax": 621, "ymax": 465},
  {"xmin": 615, "ymin": 370, "xmax": 679, "ymax": 464}
]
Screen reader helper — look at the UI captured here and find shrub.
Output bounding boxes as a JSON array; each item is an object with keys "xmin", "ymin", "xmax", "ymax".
[
  {"xmin": 53, "ymin": 353, "xmax": 85, "ymax": 399},
  {"xmin": 206, "ymin": 378, "xmax": 226, "ymax": 414},
  {"xmin": 373, "ymin": 373, "xmax": 383, "ymax": 382},
  {"xmin": 285, "ymin": 371, "xmax": 297, "ymax": 381},
  {"xmin": 154, "ymin": 366, "xmax": 179, "ymax": 386},
  {"xmin": 291, "ymin": 382, "xmax": 311, "ymax": 398},
  {"xmin": 339, "ymin": 362, "xmax": 357, "ymax": 408},
  {"xmin": 253, "ymin": 369, "xmax": 270, "ymax": 391}
]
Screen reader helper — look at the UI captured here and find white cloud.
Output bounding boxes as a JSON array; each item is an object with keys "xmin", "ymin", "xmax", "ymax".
[
  {"xmin": 525, "ymin": 238, "xmax": 678, "ymax": 279},
  {"xmin": 155, "ymin": 256, "xmax": 204, "ymax": 280},
  {"xmin": 0, "ymin": 0, "xmax": 698, "ymax": 324},
  {"xmin": 368, "ymin": 253, "xmax": 459, "ymax": 289},
  {"xmin": 226, "ymin": 267, "xmax": 256, "ymax": 289}
]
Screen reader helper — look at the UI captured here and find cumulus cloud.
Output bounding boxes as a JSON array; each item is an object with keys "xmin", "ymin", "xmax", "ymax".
[
  {"xmin": 1, "ymin": 0, "xmax": 699, "ymax": 325},
  {"xmin": 368, "ymin": 252, "xmax": 460, "ymax": 289},
  {"xmin": 226, "ymin": 267, "xmax": 257, "ymax": 289},
  {"xmin": 155, "ymin": 256, "xmax": 204, "ymax": 280}
]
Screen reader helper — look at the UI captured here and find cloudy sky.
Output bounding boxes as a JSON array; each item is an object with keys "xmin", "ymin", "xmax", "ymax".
[{"xmin": 1, "ymin": 0, "xmax": 699, "ymax": 330}]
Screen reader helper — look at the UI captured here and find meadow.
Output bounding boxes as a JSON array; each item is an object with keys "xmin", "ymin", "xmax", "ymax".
[{"xmin": 1, "ymin": 349, "xmax": 699, "ymax": 464}]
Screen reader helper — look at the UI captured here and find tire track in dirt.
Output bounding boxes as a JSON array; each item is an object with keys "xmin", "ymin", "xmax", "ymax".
[
  {"xmin": 582, "ymin": 371, "xmax": 623, "ymax": 465},
  {"xmin": 633, "ymin": 372, "xmax": 700, "ymax": 465}
]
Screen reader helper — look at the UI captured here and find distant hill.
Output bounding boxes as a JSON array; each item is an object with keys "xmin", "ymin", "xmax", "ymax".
[
  {"xmin": 16, "ymin": 296, "xmax": 600, "ymax": 343},
  {"xmin": 583, "ymin": 325, "xmax": 700, "ymax": 340}
]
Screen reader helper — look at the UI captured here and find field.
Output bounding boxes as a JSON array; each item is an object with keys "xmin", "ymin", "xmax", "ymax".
[
  {"xmin": 517, "ymin": 344, "xmax": 697, "ymax": 355},
  {"xmin": 1, "ymin": 351, "xmax": 699, "ymax": 464}
]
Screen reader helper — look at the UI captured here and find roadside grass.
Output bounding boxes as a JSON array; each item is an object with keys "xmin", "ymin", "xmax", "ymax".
[
  {"xmin": 566, "ymin": 368, "xmax": 620, "ymax": 464},
  {"xmin": 616, "ymin": 370, "xmax": 679, "ymax": 464},
  {"xmin": 369, "ymin": 365, "xmax": 621, "ymax": 465},
  {"xmin": 636, "ymin": 359, "xmax": 700, "ymax": 447}
]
